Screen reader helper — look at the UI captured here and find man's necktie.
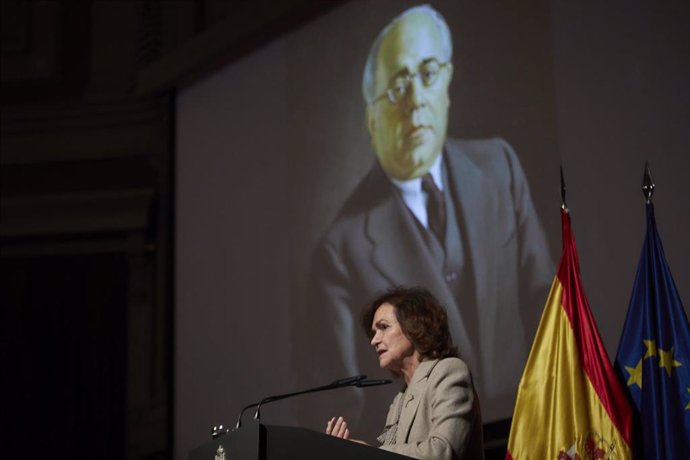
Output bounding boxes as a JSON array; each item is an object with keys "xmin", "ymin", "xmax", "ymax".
[{"xmin": 421, "ymin": 173, "xmax": 446, "ymax": 244}]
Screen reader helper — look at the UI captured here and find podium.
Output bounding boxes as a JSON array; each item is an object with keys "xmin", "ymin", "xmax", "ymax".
[{"xmin": 189, "ymin": 422, "xmax": 414, "ymax": 460}]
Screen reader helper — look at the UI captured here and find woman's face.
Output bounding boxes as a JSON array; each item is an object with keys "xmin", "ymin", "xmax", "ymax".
[{"xmin": 370, "ymin": 303, "xmax": 417, "ymax": 374}]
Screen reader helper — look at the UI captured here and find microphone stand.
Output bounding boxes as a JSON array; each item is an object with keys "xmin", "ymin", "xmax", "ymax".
[{"xmin": 217, "ymin": 374, "xmax": 391, "ymax": 438}]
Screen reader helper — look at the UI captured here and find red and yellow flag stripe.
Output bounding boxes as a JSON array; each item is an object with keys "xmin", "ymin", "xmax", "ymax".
[{"xmin": 506, "ymin": 210, "xmax": 633, "ymax": 459}]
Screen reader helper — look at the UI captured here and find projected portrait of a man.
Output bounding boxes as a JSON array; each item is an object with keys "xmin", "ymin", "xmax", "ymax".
[{"xmin": 297, "ymin": 4, "xmax": 553, "ymax": 434}]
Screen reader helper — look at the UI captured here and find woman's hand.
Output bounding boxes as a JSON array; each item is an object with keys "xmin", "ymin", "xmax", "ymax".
[
  {"xmin": 325, "ymin": 416, "xmax": 350, "ymax": 439},
  {"xmin": 325, "ymin": 417, "xmax": 369, "ymax": 445}
]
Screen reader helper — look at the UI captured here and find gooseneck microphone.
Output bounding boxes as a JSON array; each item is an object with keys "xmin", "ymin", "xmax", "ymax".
[
  {"xmin": 227, "ymin": 374, "xmax": 392, "ymax": 434},
  {"xmin": 252, "ymin": 377, "xmax": 393, "ymax": 424},
  {"xmin": 232, "ymin": 374, "xmax": 366, "ymax": 432},
  {"xmin": 351, "ymin": 378, "xmax": 393, "ymax": 387}
]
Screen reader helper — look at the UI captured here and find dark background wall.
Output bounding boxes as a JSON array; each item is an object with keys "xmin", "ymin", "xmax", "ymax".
[
  {"xmin": 2, "ymin": 253, "xmax": 128, "ymax": 458},
  {"xmin": 0, "ymin": 1, "xmax": 337, "ymax": 459}
]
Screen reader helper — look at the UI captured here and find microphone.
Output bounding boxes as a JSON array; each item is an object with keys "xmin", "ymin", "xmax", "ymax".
[
  {"xmin": 330, "ymin": 374, "xmax": 367, "ymax": 386},
  {"xmin": 252, "ymin": 374, "xmax": 379, "ymax": 424},
  {"xmin": 355, "ymin": 378, "xmax": 392, "ymax": 387},
  {"xmin": 230, "ymin": 374, "xmax": 374, "ymax": 433}
]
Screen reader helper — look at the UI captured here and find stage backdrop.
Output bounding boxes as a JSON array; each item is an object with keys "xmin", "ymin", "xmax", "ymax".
[{"xmin": 175, "ymin": 1, "xmax": 689, "ymax": 459}]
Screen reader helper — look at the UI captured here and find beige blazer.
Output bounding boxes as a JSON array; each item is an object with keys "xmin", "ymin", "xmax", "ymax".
[{"xmin": 381, "ymin": 358, "xmax": 484, "ymax": 460}]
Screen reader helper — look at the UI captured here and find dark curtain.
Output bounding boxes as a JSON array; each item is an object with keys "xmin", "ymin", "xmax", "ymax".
[{"xmin": 1, "ymin": 251, "xmax": 127, "ymax": 460}]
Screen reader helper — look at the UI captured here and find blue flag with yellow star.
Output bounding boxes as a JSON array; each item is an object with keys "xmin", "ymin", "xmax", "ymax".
[{"xmin": 615, "ymin": 203, "xmax": 690, "ymax": 458}]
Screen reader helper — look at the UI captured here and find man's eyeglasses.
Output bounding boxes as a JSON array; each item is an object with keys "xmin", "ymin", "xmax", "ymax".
[{"xmin": 372, "ymin": 59, "xmax": 450, "ymax": 105}]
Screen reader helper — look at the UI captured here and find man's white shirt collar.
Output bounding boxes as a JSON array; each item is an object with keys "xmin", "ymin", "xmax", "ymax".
[{"xmin": 388, "ymin": 154, "xmax": 444, "ymax": 229}]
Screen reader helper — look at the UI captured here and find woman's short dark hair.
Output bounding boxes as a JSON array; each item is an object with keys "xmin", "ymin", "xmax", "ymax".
[{"xmin": 362, "ymin": 286, "xmax": 459, "ymax": 360}]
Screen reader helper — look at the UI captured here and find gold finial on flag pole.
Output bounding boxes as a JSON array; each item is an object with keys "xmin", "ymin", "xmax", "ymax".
[{"xmin": 642, "ymin": 162, "xmax": 655, "ymax": 204}]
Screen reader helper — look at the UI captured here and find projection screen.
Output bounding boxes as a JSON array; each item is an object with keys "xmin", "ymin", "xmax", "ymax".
[{"xmin": 175, "ymin": 1, "xmax": 689, "ymax": 458}]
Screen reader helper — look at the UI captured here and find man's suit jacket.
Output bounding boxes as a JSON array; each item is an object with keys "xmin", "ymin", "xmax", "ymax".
[
  {"xmin": 296, "ymin": 138, "xmax": 552, "ymax": 437},
  {"xmin": 380, "ymin": 358, "xmax": 483, "ymax": 460}
]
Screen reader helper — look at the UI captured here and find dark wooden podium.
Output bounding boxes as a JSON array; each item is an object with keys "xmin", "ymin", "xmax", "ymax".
[{"xmin": 190, "ymin": 422, "xmax": 414, "ymax": 460}]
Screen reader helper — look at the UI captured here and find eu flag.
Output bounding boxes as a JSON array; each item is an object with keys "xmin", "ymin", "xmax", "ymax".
[{"xmin": 615, "ymin": 203, "xmax": 690, "ymax": 458}]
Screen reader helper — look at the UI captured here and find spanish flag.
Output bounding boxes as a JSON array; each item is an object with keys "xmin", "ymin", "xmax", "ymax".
[{"xmin": 506, "ymin": 209, "xmax": 633, "ymax": 459}]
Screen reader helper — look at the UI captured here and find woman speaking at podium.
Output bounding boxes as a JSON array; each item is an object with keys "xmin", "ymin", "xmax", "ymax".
[{"xmin": 325, "ymin": 286, "xmax": 484, "ymax": 460}]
